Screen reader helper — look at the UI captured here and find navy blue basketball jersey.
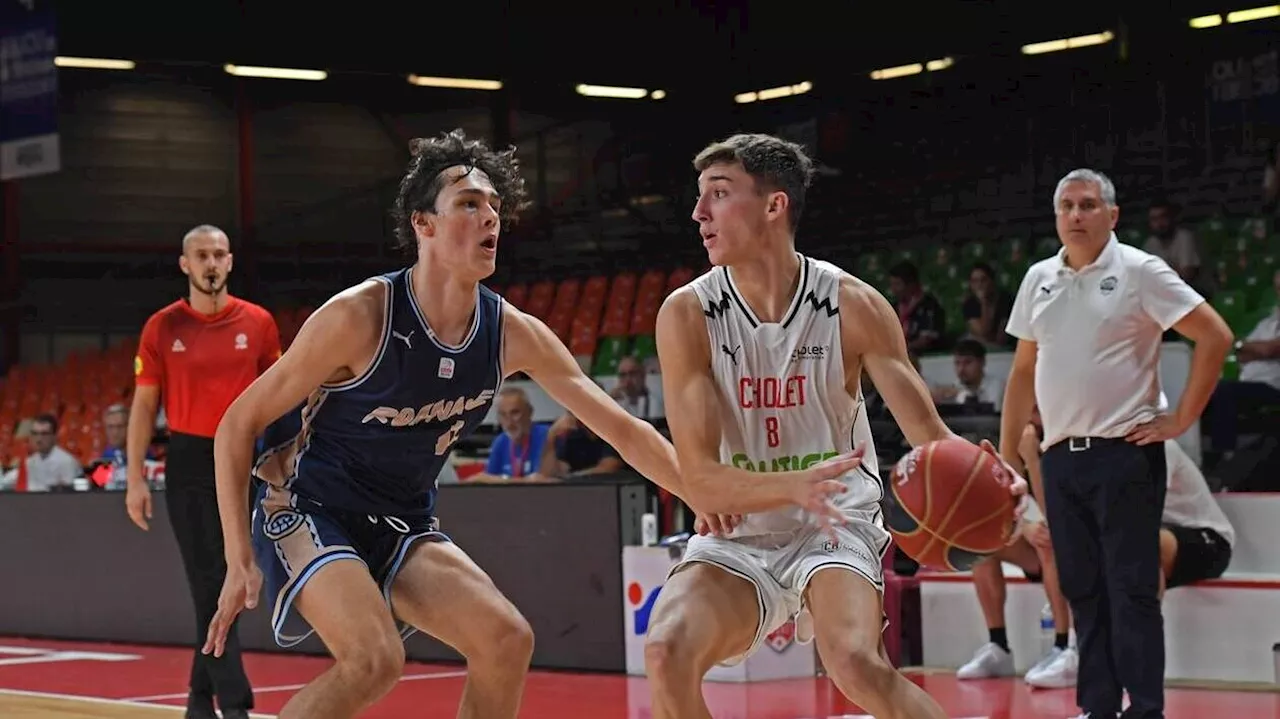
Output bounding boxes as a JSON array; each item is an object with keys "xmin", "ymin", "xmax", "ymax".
[{"xmin": 254, "ymin": 267, "xmax": 504, "ymax": 523}]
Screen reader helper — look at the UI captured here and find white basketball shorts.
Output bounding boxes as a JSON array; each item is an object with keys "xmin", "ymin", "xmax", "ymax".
[{"xmin": 669, "ymin": 514, "xmax": 892, "ymax": 666}]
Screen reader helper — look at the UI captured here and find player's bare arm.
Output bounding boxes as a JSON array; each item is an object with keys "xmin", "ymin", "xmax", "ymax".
[
  {"xmin": 203, "ymin": 281, "xmax": 383, "ymax": 657},
  {"xmin": 841, "ymin": 275, "xmax": 956, "ymax": 447},
  {"xmin": 501, "ymin": 302, "xmax": 687, "ymax": 498},
  {"xmin": 843, "ymin": 274, "xmax": 1027, "ymax": 498},
  {"xmin": 999, "ymin": 339, "xmax": 1038, "ymax": 466},
  {"xmin": 655, "ymin": 287, "xmax": 863, "ymax": 516}
]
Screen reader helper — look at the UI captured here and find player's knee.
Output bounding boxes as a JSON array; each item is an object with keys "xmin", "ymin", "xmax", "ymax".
[
  {"xmin": 643, "ymin": 615, "xmax": 695, "ymax": 678},
  {"xmin": 495, "ymin": 611, "xmax": 535, "ymax": 666},
  {"xmin": 473, "ymin": 606, "xmax": 535, "ymax": 669},
  {"xmin": 334, "ymin": 631, "xmax": 405, "ymax": 698},
  {"xmin": 823, "ymin": 645, "xmax": 895, "ymax": 704}
]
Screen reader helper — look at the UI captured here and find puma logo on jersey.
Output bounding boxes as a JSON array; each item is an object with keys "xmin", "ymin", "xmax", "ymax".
[
  {"xmin": 392, "ymin": 330, "xmax": 414, "ymax": 348},
  {"xmin": 738, "ymin": 375, "xmax": 808, "ymax": 410},
  {"xmin": 361, "ymin": 389, "xmax": 495, "ymax": 427},
  {"xmin": 721, "ymin": 344, "xmax": 741, "ymax": 366}
]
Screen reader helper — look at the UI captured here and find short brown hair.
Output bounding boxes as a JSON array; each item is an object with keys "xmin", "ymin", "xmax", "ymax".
[{"xmin": 693, "ymin": 133, "xmax": 815, "ymax": 230}]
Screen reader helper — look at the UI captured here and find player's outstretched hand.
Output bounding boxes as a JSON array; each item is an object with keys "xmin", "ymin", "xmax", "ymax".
[
  {"xmin": 790, "ymin": 443, "xmax": 865, "ymax": 541},
  {"xmin": 694, "ymin": 512, "xmax": 742, "ymax": 537},
  {"xmin": 203, "ymin": 560, "xmax": 262, "ymax": 658},
  {"xmin": 978, "ymin": 439, "xmax": 1031, "ymax": 544}
]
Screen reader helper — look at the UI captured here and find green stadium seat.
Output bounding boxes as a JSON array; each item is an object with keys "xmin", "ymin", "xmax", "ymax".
[
  {"xmin": 1212, "ymin": 290, "xmax": 1251, "ymax": 335},
  {"xmin": 960, "ymin": 241, "xmax": 990, "ymax": 264},
  {"xmin": 632, "ymin": 334, "xmax": 657, "ymax": 362},
  {"xmin": 1034, "ymin": 236, "xmax": 1059, "ymax": 256},
  {"xmin": 592, "ymin": 336, "xmax": 629, "ymax": 376}
]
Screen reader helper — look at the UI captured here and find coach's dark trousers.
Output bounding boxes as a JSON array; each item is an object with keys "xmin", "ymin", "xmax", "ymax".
[
  {"xmin": 1041, "ymin": 437, "xmax": 1167, "ymax": 719},
  {"xmin": 164, "ymin": 432, "xmax": 254, "ymax": 712}
]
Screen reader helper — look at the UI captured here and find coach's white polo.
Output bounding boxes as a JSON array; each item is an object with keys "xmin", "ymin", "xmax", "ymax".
[{"xmin": 1006, "ymin": 233, "xmax": 1204, "ymax": 449}]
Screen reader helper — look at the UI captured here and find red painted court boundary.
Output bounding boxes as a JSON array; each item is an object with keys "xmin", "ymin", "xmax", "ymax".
[{"xmin": 0, "ymin": 637, "xmax": 1275, "ymax": 718}]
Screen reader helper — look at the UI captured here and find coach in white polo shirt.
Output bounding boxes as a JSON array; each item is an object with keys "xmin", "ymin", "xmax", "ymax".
[{"xmin": 999, "ymin": 169, "xmax": 1232, "ymax": 719}]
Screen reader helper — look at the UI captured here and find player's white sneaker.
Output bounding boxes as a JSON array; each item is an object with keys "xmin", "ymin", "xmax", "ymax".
[
  {"xmin": 1026, "ymin": 646, "xmax": 1079, "ymax": 688},
  {"xmin": 955, "ymin": 642, "xmax": 1015, "ymax": 679},
  {"xmin": 1024, "ymin": 645, "xmax": 1063, "ymax": 679}
]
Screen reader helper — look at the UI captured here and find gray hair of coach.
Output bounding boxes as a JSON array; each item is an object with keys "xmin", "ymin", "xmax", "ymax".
[{"xmin": 1052, "ymin": 168, "xmax": 1117, "ymax": 210}]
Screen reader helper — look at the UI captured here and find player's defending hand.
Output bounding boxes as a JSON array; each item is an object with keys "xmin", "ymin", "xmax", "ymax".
[
  {"xmin": 789, "ymin": 444, "xmax": 867, "ymax": 540},
  {"xmin": 203, "ymin": 559, "xmax": 262, "ymax": 658}
]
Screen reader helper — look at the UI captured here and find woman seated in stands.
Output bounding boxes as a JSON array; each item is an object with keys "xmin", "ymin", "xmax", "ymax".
[{"xmin": 961, "ymin": 262, "xmax": 1015, "ymax": 349}]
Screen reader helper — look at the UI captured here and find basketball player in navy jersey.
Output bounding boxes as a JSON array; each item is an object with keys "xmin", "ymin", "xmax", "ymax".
[
  {"xmin": 201, "ymin": 130, "xmax": 857, "ymax": 719},
  {"xmin": 646, "ymin": 133, "xmax": 1028, "ymax": 719}
]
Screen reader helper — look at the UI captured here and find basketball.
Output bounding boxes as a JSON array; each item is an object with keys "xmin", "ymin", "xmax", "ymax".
[{"xmin": 886, "ymin": 438, "xmax": 1017, "ymax": 572}]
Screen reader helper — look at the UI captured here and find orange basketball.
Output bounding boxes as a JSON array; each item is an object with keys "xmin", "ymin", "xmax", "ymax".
[{"xmin": 886, "ymin": 438, "xmax": 1017, "ymax": 572}]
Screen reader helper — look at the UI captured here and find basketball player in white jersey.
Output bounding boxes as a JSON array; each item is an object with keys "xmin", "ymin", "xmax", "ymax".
[{"xmin": 646, "ymin": 133, "xmax": 1027, "ymax": 719}]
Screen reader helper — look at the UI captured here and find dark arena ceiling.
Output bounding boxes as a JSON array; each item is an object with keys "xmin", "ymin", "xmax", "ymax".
[{"xmin": 53, "ymin": 0, "xmax": 1240, "ymax": 97}]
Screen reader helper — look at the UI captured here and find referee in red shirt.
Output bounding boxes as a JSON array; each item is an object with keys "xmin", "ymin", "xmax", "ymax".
[{"xmin": 126, "ymin": 225, "xmax": 280, "ymax": 719}]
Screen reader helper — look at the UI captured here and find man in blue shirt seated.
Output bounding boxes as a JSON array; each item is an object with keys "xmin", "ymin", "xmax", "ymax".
[{"xmin": 469, "ymin": 387, "xmax": 551, "ymax": 482}]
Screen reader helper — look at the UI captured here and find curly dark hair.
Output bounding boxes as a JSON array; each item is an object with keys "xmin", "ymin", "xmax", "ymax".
[
  {"xmin": 693, "ymin": 133, "xmax": 815, "ymax": 231},
  {"xmin": 391, "ymin": 128, "xmax": 528, "ymax": 255}
]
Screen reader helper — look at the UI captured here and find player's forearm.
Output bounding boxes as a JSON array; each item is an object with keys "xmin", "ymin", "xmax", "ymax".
[
  {"xmin": 682, "ymin": 463, "xmax": 806, "ymax": 515},
  {"xmin": 213, "ymin": 413, "xmax": 256, "ymax": 564},
  {"xmin": 1000, "ymin": 370, "xmax": 1035, "ymax": 465},
  {"xmin": 1175, "ymin": 333, "xmax": 1231, "ymax": 429},
  {"xmin": 616, "ymin": 424, "xmax": 688, "ymax": 501}
]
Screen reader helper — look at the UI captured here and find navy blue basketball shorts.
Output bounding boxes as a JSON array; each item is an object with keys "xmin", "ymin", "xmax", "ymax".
[{"xmin": 251, "ymin": 482, "xmax": 449, "ymax": 648}]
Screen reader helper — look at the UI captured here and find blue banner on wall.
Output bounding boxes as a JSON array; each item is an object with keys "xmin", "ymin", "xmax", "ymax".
[{"xmin": 0, "ymin": 0, "xmax": 60, "ymax": 180}]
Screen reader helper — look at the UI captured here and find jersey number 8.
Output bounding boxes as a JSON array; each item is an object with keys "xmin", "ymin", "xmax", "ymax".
[{"xmin": 765, "ymin": 417, "xmax": 780, "ymax": 448}]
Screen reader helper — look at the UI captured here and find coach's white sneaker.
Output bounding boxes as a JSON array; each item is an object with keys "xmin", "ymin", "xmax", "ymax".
[
  {"xmin": 956, "ymin": 642, "xmax": 1015, "ymax": 679},
  {"xmin": 1026, "ymin": 646, "xmax": 1078, "ymax": 688}
]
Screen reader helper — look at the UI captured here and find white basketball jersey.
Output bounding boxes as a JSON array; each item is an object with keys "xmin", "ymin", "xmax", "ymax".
[{"xmin": 688, "ymin": 254, "xmax": 882, "ymax": 541}]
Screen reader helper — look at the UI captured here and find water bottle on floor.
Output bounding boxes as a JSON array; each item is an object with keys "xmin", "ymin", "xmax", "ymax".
[{"xmin": 1039, "ymin": 603, "xmax": 1054, "ymax": 657}]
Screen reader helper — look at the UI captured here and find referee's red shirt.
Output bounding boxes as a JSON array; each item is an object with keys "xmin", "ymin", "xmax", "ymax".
[{"xmin": 134, "ymin": 296, "xmax": 282, "ymax": 439}]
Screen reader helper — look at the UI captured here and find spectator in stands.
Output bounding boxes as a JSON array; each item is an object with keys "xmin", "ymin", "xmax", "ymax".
[
  {"xmin": 932, "ymin": 339, "xmax": 1004, "ymax": 408},
  {"xmin": 95, "ymin": 403, "xmax": 153, "ymax": 491},
  {"xmin": 1204, "ymin": 267, "xmax": 1280, "ymax": 456},
  {"xmin": 539, "ymin": 411, "xmax": 624, "ymax": 478},
  {"xmin": 610, "ymin": 355, "xmax": 663, "ymax": 420},
  {"xmin": 888, "ymin": 260, "xmax": 946, "ymax": 353},
  {"xmin": 470, "ymin": 387, "xmax": 550, "ymax": 483},
  {"xmin": 1144, "ymin": 199, "xmax": 1202, "ymax": 288},
  {"xmin": 22, "ymin": 414, "xmax": 83, "ymax": 492},
  {"xmin": 961, "ymin": 262, "xmax": 1014, "ymax": 348},
  {"xmin": 99, "ymin": 404, "xmax": 128, "ymax": 465},
  {"xmin": 959, "ymin": 407, "xmax": 1074, "ymax": 687}
]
